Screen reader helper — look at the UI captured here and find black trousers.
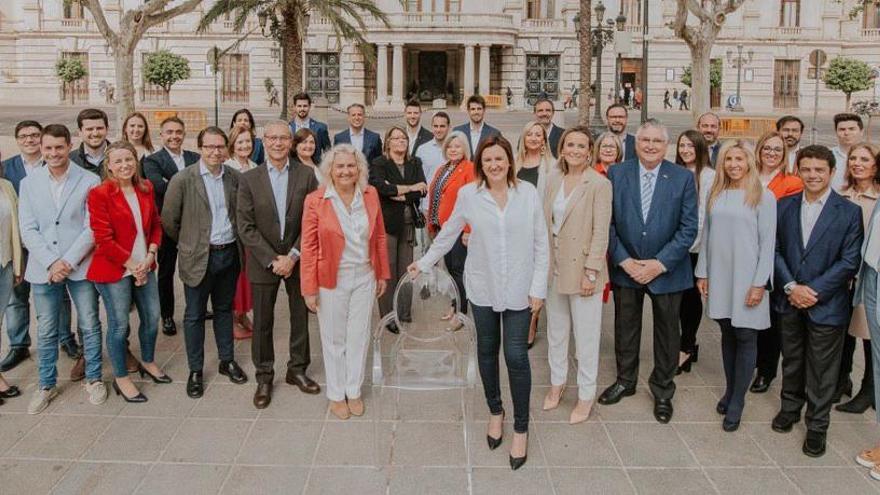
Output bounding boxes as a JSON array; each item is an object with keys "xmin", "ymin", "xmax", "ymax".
[
  {"xmin": 840, "ymin": 334, "xmax": 873, "ymax": 387},
  {"xmin": 157, "ymin": 232, "xmax": 178, "ymax": 319},
  {"xmin": 679, "ymin": 253, "xmax": 702, "ymax": 353},
  {"xmin": 755, "ymin": 309, "xmax": 782, "ymax": 380},
  {"xmin": 251, "ymin": 275, "xmax": 310, "ymax": 384},
  {"xmin": 182, "ymin": 247, "xmax": 239, "ymax": 372},
  {"xmin": 778, "ymin": 310, "xmax": 845, "ymax": 433},
  {"xmin": 444, "ymin": 235, "xmax": 468, "ymax": 314},
  {"xmin": 612, "ymin": 286, "xmax": 683, "ymax": 400},
  {"xmin": 718, "ymin": 319, "xmax": 758, "ymax": 423}
]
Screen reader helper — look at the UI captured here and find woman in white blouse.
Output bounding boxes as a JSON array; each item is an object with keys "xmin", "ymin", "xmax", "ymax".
[{"xmin": 409, "ymin": 135, "xmax": 549, "ymax": 471}]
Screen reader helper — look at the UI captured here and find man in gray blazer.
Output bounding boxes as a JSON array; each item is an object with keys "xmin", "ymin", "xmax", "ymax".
[
  {"xmin": 237, "ymin": 121, "xmax": 320, "ymax": 409},
  {"xmin": 18, "ymin": 124, "xmax": 104, "ymax": 414},
  {"xmin": 161, "ymin": 127, "xmax": 248, "ymax": 399}
]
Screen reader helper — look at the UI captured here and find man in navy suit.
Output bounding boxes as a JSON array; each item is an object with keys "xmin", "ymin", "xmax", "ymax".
[
  {"xmin": 404, "ymin": 100, "xmax": 434, "ymax": 156},
  {"xmin": 533, "ymin": 98, "xmax": 564, "ymax": 158},
  {"xmin": 605, "ymin": 104, "xmax": 637, "ymax": 162},
  {"xmin": 289, "ymin": 92, "xmax": 331, "ymax": 164},
  {"xmin": 771, "ymin": 145, "xmax": 863, "ymax": 458},
  {"xmin": 453, "ymin": 95, "xmax": 501, "ymax": 157},
  {"xmin": 334, "ymin": 103, "xmax": 382, "ymax": 164},
  {"xmin": 599, "ymin": 120, "xmax": 698, "ymax": 424},
  {"xmin": 698, "ymin": 112, "xmax": 722, "ymax": 167},
  {"xmin": 143, "ymin": 116, "xmax": 200, "ymax": 336}
]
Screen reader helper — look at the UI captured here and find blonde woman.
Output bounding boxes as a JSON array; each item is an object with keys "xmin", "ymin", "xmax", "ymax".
[
  {"xmin": 591, "ymin": 132, "xmax": 623, "ymax": 177},
  {"xmin": 695, "ymin": 141, "xmax": 776, "ymax": 432}
]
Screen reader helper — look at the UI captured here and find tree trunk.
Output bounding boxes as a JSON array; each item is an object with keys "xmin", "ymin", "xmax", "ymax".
[
  {"xmin": 578, "ymin": 0, "xmax": 592, "ymax": 126},
  {"xmin": 164, "ymin": 89, "xmax": 171, "ymax": 106},
  {"xmin": 845, "ymin": 93, "xmax": 852, "ymax": 112},
  {"xmin": 69, "ymin": 82, "xmax": 75, "ymax": 105},
  {"xmin": 688, "ymin": 42, "xmax": 712, "ymax": 121},
  {"xmin": 113, "ymin": 45, "xmax": 136, "ymax": 130},
  {"xmin": 281, "ymin": 9, "xmax": 303, "ymax": 121}
]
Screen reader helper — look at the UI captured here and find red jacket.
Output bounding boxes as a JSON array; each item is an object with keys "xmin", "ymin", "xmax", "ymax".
[
  {"xmin": 427, "ymin": 159, "xmax": 476, "ymax": 235},
  {"xmin": 767, "ymin": 173, "xmax": 804, "ymax": 200},
  {"xmin": 300, "ymin": 185, "xmax": 391, "ymax": 296},
  {"xmin": 87, "ymin": 180, "xmax": 163, "ymax": 283}
]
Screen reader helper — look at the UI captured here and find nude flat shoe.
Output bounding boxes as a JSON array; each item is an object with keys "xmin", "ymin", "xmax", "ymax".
[{"xmin": 330, "ymin": 400, "xmax": 351, "ymax": 420}]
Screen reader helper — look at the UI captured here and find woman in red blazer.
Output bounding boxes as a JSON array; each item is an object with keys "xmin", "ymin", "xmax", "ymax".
[
  {"xmin": 301, "ymin": 144, "xmax": 390, "ymax": 420},
  {"xmin": 87, "ymin": 141, "xmax": 170, "ymax": 403}
]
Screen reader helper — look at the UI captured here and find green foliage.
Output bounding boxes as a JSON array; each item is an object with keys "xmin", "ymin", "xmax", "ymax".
[
  {"xmin": 825, "ymin": 57, "xmax": 874, "ymax": 96},
  {"xmin": 55, "ymin": 57, "xmax": 87, "ymax": 84},
  {"xmin": 143, "ymin": 50, "xmax": 191, "ymax": 92},
  {"xmin": 680, "ymin": 60, "xmax": 722, "ymax": 89}
]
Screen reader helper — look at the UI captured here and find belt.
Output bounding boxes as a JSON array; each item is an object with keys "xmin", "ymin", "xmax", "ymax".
[{"xmin": 209, "ymin": 242, "xmax": 235, "ymax": 251}]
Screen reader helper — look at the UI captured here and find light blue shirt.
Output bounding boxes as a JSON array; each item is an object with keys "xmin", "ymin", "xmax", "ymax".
[
  {"xmin": 199, "ymin": 162, "xmax": 235, "ymax": 245},
  {"xmin": 267, "ymin": 161, "xmax": 290, "ymax": 239},
  {"xmin": 415, "ymin": 139, "xmax": 446, "ymax": 211},
  {"xmin": 349, "ymin": 128, "xmax": 364, "ymax": 153},
  {"xmin": 638, "ymin": 161, "xmax": 658, "ymax": 220}
]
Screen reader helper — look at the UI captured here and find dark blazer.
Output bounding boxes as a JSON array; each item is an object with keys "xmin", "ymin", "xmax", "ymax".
[
  {"xmin": 290, "ymin": 118, "xmax": 332, "ymax": 164},
  {"xmin": 368, "ymin": 155, "xmax": 427, "ymax": 236},
  {"xmin": 70, "ymin": 140, "xmax": 112, "ymax": 176},
  {"xmin": 142, "ymin": 148, "xmax": 201, "ymax": 211},
  {"xmin": 548, "ymin": 124, "xmax": 565, "ymax": 158},
  {"xmin": 452, "ymin": 122, "xmax": 501, "ymax": 156},
  {"xmin": 251, "ymin": 137, "xmax": 265, "ymax": 165},
  {"xmin": 1, "ymin": 154, "xmax": 32, "ymax": 194},
  {"xmin": 334, "ymin": 128, "xmax": 383, "ymax": 164},
  {"xmin": 622, "ymin": 133, "xmax": 637, "ymax": 162},
  {"xmin": 709, "ymin": 142, "xmax": 721, "ymax": 168},
  {"xmin": 236, "ymin": 161, "xmax": 319, "ymax": 285},
  {"xmin": 411, "ymin": 127, "xmax": 434, "ymax": 156},
  {"xmin": 607, "ymin": 159, "xmax": 698, "ymax": 294},
  {"xmin": 773, "ymin": 191, "xmax": 863, "ymax": 327}
]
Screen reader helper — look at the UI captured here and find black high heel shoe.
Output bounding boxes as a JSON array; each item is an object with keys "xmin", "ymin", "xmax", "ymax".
[
  {"xmin": 138, "ymin": 364, "xmax": 172, "ymax": 384},
  {"xmin": 509, "ymin": 432, "xmax": 528, "ymax": 471},
  {"xmin": 112, "ymin": 380, "xmax": 148, "ymax": 403},
  {"xmin": 676, "ymin": 345, "xmax": 699, "ymax": 375},
  {"xmin": 487, "ymin": 410, "xmax": 505, "ymax": 450}
]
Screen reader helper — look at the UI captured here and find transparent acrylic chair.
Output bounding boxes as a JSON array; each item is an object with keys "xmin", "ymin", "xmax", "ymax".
[{"xmin": 371, "ymin": 265, "xmax": 477, "ymax": 472}]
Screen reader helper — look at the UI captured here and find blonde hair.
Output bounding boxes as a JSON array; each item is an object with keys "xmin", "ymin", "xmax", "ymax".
[
  {"xmin": 707, "ymin": 140, "xmax": 763, "ymax": 212},
  {"xmin": 844, "ymin": 142, "xmax": 880, "ymax": 190},
  {"xmin": 319, "ymin": 144, "xmax": 369, "ymax": 190},
  {"xmin": 227, "ymin": 124, "xmax": 255, "ymax": 158},
  {"xmin": 441, "ymin": 131, "xmax": 471, "ymax": 162},
  {"xmin": 102, "ymin": 140, "xmax": 149, "ymax": 192},
  {"xmin": 556, "ymin": 126, "xmax": 594, "ymax": 175},
  {"xmin": 592, "ymin": 131, "xmax": 623, "ymax": 166},
  {"xmin": 514, "ymin": 121, "xmax": 552, "ymax": 175}
]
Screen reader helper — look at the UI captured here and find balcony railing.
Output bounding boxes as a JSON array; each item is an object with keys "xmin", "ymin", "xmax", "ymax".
[
  {"xmin": 775, "ymin": 26, "xmax": 802, "ymax": 36},
  {"xmin": 356, "ymin": 12, "xmax": 515, "ymax": 29},
  {"xmin": 521, "ymin": 18, "xmax": 566, "ymax": 30},
  {"xmin": 864, "ymin": 28, "xmax": 880, "ymax": 40},
  {"xmin": 44, "ymin": 18, "xmax": 90, "ymax": 31}
]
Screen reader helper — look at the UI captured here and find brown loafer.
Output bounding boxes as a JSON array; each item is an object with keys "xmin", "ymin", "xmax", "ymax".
[
  {"xmin": 253, "ymin": 383, "xmax": 272, "ymax": 409},
  {"xmin": 329, "ymin": 400, "xmax": 350, "ymax": 420},
  {"xmin": 286, "ymin": 370, "xmax": 321, "ymax": 394},
  {"xmin": 348, "ymin": 397, "xmax": 365, "ymax": 416},
  {"xmin": 70, "ymin": 356, "xmax": 85, "ymax": 382}
]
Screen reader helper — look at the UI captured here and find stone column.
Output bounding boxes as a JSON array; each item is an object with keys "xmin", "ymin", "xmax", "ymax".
[
  {"xmin": 463, "ymin": 44, "xmax": 475, "ymax": 102},
  {"xmin": 376, "ymin": 43, "xmax": 388, "ymax": 107},
  {"xmin": 391, "ymin": 43, "xmax": 404, "ymax": 106},
  {"xmin": 478, "ymin": 44, "xmax": 491, "ymax": 96}
]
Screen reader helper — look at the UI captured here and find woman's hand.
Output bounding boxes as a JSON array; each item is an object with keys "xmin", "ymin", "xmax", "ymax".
[
  {"xmin": 406, "ymin": 262, "xmax": 421, "ymax": 280},
  {"xmin": 696, "ymin": 278, "xmax": 708, "ymax": 298},
  {"xmin": 529, "ymin": 297, "xmax": 544, "ymax": 314},
  {"xmin": 580, "ymin": 275, "xmax": 597, "ymax": 297},
  {"xmin": 410, "ymin": 182, "xmax": 428, "ymax": 194},
  {"xmin": 305, "ymin": 294, "xmax": 319, "ymax": 313},
  {"xmin": 376, "ymin": 280, "xmax": 387, "ymax": 298},
  {"xmin": 745, "ymin": 286, "xmax": 765, "ymax": 307},
  {"xmin": 461, "ymin": 232, "xmax": 470, "ymax": 246}
]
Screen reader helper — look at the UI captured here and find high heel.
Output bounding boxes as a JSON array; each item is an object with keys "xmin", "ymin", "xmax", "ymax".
[
  {"xmin": 138, "ymin": 364, "xmax": 172, "ymax": 384},
  {"xmin": 542, "ymin": 385, "xmax": 565, "ymax": 411},
  {"xmin": 692, "ymin": 345, "xmax": 699, "ymax": 363},
  {"xmin": 487, "ymin": 410, "xmax": 504, "ymax": 450},
  {"xmin": 112, "ymin": 380, "xmax": 147, "ymax": 403},
  {"xmin": 509, "ymin": 432, "xmax": 528, "ymax": 471},
  {"xmin": 676, "ymin": 348, "xmax": 698, "ymax": 375}
]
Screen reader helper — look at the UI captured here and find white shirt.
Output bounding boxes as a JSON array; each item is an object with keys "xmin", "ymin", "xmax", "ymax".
[
  {"xmin": 349, "ymin": 128, "xmax": 365, "ymax": 153},
  {"xmin": 418, "ymin": 181, "xmax": 549, "ymax": 311},
  {"xmin": 691, "ymin": 167, "xmax": 717, "ymax": 253},
  {"xmin": 122, "ymin": 189, "xmax": 147, "ymax": 278},
  {"xmin": 415, "ymin": 139, "xmax": 446, "ymax": 211},
  {"xmin": 638, "ymin": 161, "xmax": 659, "ymax": 220},
  {"xmin": 831, "ymin": 146, "xmax": 848, "ymax": 192},
  {"xmin": 167, "ymin": 148, "xmax": 186, "ymax": 171},
  {"xmin": 551, "ymin": 184, "xmax": 569, "ymax": 237},
  {"xmin": 786, "ymin": 145, "xmax": 800, "ymax": 174},
  {"xmin": 48, "ymin": 167, "xmax": 70, "ymax": 209},
  {"xmin": 293, "ymin": 117, "xmax": 312, "ymax": 131},
  {"xmin": 325, "ymin": 185, "xmax": 370, "ymax": 268},
  {"xmin": 800, "ymin": 188, "xmax": 832, "ymax": 248},
  {"xmin": 23, "ymin": 156, "xmax": 43, "ymax": 175},
  {"xmin": 469, "ymin": 123, "xmax": 483, "ymax": 154},
  {"xmin": 224, "ymin": 157, "xmax": 256, "ymax": 173}
]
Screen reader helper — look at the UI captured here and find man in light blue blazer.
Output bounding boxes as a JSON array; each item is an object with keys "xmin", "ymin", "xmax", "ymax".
[
  {"xmin": 453, "ymin": 95, "xmax": 501, "ymax": 157},
  {"xmin": 333, "ymin": 103, "xmax": 382, "ymax": 164},
  {"xmin": 289, "ymin": 92, "xmax": 331, "ymax": 164},
  {"xmin": 600, "ymin": 120, "xmax": 698, "ymax": 425},
  {"xmin": 18, "ymin": 124, "xmax": 103, "ymax": 415}
]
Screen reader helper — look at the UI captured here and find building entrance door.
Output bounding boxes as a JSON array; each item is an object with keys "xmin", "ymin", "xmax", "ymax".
[
  {"xmin": 418, "ymin": 52, "xmax": 448, "ymax": 102},
  {"xmin": 774, "ymin": 59, "xmax": 800, "ymax": 109}
]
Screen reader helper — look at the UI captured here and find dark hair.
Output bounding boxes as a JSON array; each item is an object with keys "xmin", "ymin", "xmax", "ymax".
[
  {"xmin": 405, "ymin": 99, "xmax": 421, "ymax": 110},
  {"xmin": 42, "ymin": 124, "xmax": 72, "ymax": 144},
  {"xmin": 466, "ymin": 95, "xmax": 486, "ymax": 109},
  {"xmin": 14, "ymin": 120, "xmax": 42, "ymax": 138},
  {"xmin": 292, "ymin": 92, "xmax": 312, "ymax": 106},
  {"xmin": 675, "ymin": 130, "xmax": 710, "ymax": 195},
  {"xmin": 796, "ymin": 144, "xmax": 836, "ymax": 170},
  {"xmin": 230, "ymin": 109, "xmax": 256, "ymax": 131},
  {"xmin": 606, "ymin": 103, "xmax": 628, "ymax": 116},
  {"xmin": 776, "ymin": 115, "xmax": 804, "ymax": 133},
  {"xmin": 834, "ymin": 112, "xmax": 864, "ymax": 130},
  {"xmin": 474, "ymin": 135, "xmax": 517, "ymax": 189},
  {"xmin": 197, "ymin": 126, "xmax": 228, "ymax": 148},
  {"xmin": 159, "ymin": 116, "xmax": 185, "ymax": 130},
  {"xmin": 557, "ymin": 126, "xmax": 595, "ymax": 175},
  {"xmin": 432, "ymin": 111, "xmax": 450, "ymax": 125},
  {"xmin": 292, "ymin": 127, "xmax": 317, "ymax": 161},
  {"xmin": 533, "ymin": 98, "xmax": 554, "ymax": 112},
  {"xmin": 121, "ymin": 112, "xmax": 154, "ymax": 153},
  {"xmin": 76, "ymin": 108, "xmax": 108, "ymax": 129}
]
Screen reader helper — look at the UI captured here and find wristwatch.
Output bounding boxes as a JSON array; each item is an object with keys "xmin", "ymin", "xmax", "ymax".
[
  {"xmin": 586, "ymin": 272, "xmax": 597, "ymax": 283},
  {"xmin": 783, "ymin": 282, "xmax": 795, "ymax": 295}
]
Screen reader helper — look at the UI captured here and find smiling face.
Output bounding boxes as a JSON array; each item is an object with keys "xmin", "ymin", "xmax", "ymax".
[
  {"xmin": 445, "ymin": 137, "xmax": 465, "ymax": 163},
  {"xmin": 606, "ymin": 107, "xmax": 627, "ymax": 134},
  {"xmin": 636, "ymin": 127, "xmax": 668, "ymax": 167},
  {"xmin": 759, "ymin": 136, "xmax": 785, "ymax": 171},
  {"xmin": 848, "ymin": 147, "xmax": 878, "ymax": 185},
  {"xmin": 160, "ymin": 121, "xmax": 185, "ymax": 154},
  {"xmin": 232, "ymin": 130, "xmax": 253, "ymax": 160},
  {"xmin": 798, "ymin": 157, "xmax": 833, "ymax": 197},
  {"xmin": 294, "ymin": 98, "xmax": 311, "ymax": 120},
  {"xmin": 779, "ymin": 120, "xmax": 803, "ymax": 149},
  {"xmin": 388, "ymin": 128, "xmax": 409, "ymax": 156},
  {"xmin": 296, "ymin": 135, "xmax": 316, "ymax": 160},
  {"xmin": 405, "ymin": 105, "xmax": 421, "ymax": 128},
  {"xmin": 107, "ymin": 147, "xmax": 138, "ymax": 183},
  {"xmin": 533, "ymin": 100, "xmax": 554, "ymax": 126},
  {"xmin": 124, "ymin": 116, "xmax": 146, "ymax": 143},
  {"xmin": 16, "ymin": 125, "xmax": 42, "ymax": 156},
  {"xmin": 677, "ymin": 135, "xmax": 696, "ymax": 166},
  {"xmin": 431, "ymin": 115, "xmax": 449, "ymax": 142},
  {"xmin": 264, "ymin": 123, "xmax": 292, "ymax": 164},
  {"xmin": 330, "ymin": 151, "xmax": 359, "ymax": 190},
  {"xmin": 41, "ymin": 134, "xmax": 72, "ymax": 169},
  {"xmin": 199, "ymin": 133, "xmax": 227, "ymax": 167},
  {"xmin": 233, "ymin": 113, "xmax": 252, "ymax": 130},
  {"xmin": 347, "ymin": 106, "xmax": 365, "ymax": 130},
  {"xmin": 698, "ymin": 114, "xmax": 720, "ymax": 145},
  {"xmin": 480, "ymin": 144, "xmax": 511, "ymax": 187},
  {"xmin": 597, "ymin": 136, "xmax": 619, "ymax": 165},
  {"xmin": 562, "ymin": 132, "xmax": 591, "ymax": 170},
  {"xmin": 523, "ymin": 124, "xmax": 545, "ymax": 153},
  {"xmin": 723, "ymin": 147, "xmax": 749, "ymax": 184},
  {"xmin": 467, "ymin": 103, "xmax": 485, "ymax": 125},
  {"xmin": 80, "ymin": 118, "xmax": 108, "ymax": 149}
]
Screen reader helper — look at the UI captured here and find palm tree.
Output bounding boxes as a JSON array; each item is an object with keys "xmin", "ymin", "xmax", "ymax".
[
  {"xmin": 199, "ymin": 0, "xmax": 391, "ymax": 120},
  {"xmin": 578, "ymin": 0, "xmax": 592, "ymax": 126}
]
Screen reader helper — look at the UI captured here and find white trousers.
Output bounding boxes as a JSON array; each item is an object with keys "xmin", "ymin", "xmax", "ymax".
[
  {"xmin": 546, "ymin": 279, "xmax": 603, "ymax": 400},
  {"xmin": 317, "ymin": 265, "xmax": 377, "ymax": 402}
]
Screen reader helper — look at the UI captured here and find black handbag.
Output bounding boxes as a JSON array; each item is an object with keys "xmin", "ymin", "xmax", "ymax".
[{"xmin": 409, "ymin": 202, "xmax": 426, "ymax": 229}]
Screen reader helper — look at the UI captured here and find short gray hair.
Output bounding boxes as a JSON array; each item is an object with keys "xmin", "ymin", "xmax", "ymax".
[
  {"xmin": 318, "ymin": 144, "xmax": 369, "ymax": 190},
  {"xmin": 441, "ymin": 130, "xmax": 471, "ymax": 161},
  {"xmin": 263, "ymin": 120, "xmax": 292, "ymax": 137},
  {"xmin": 635, "ymin": 119, "xmax": 669, "ymax": 142}
]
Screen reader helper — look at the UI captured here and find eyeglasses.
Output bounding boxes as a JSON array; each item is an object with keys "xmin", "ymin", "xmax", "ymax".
[
  {"xmin": 599, "ymin": 144, "xmax": 618, "ymax": 150},
  {"xmin": 201, "ymin": 145, "xmax": 226, "ymax": 153},
  {"xmin": 389, "ymin": 136, "xmax": 408, "ymax": 142},
  {"xmin": 17, "ymin": 133, "xmax": 41, "ymax": 140},
  {"xmin": 264, "ymin": 135, "xmax": 291, "ymax": 143},
  {"xmin": 761, "ymin": 146, "xmax": 784, "ymax": 154}
]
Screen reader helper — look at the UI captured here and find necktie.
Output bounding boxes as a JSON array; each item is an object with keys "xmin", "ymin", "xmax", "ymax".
[{"xmin": 641, "ymin": 171, "xmax": 655, "ymax": 222}]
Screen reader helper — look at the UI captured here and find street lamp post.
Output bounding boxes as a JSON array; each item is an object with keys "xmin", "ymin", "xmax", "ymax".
[
  {"xmin": 614, "ymin": 12, "xmax": 626, "ymax": 105},
  {"xmin": 639, "ymin": 0, "xmax": 648, "ymax": 124},
  {"xmin": 726, "ymin": 43, "xmax": 754, "ymax": 113},
  {"xmin": 593, "ymin": 2, "xmax": 607, "ymax": 123}
]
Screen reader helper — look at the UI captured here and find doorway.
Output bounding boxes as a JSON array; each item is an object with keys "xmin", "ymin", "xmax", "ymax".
[{"xmin": 418, "ymin": 52, "xmax": 448, "ymax": 101}]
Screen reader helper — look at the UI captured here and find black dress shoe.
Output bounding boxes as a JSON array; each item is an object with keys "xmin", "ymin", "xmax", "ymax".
[
  {"xmin": 253, "ymin": 383, "xmax": 273, "ymax": 409},
  {"xmin": 509, "ymin": 432, "xmax": 528, "ymax": 471},
  {"xmin": 653, "ymin": 399, "xmax": 674, "ymax": 424},
  {"xmin": 802, "ymin": 430, "xmax": 826, "ymax": 457},
  {"xmin": 0, "ymin": 385, "xmax": 21, "ymax": 398},
  {"xmin": 716, "ymin": 401, "xmax": 728, "ymax": 415},
  {"xmin": 832, "ymin": 378, "xmax": 853, "ymax": 404},
  {"xmin": 750, "ymin": 375, "xmax": 772, "ymax": 394},
  {"xmin": 286, "ymin": 370, "xmax": 321, "ymax": 394},
  {"xmin": 386, "ymin": 321, "xmax": 400, "ymax": 335},
  {"xmin": 487, "ymin": 410, "xmax": 504, "ymax": 450},
  {"xmin": 0, "ymin": 348, "xmax": 30, "ymax": 372},
  {"xmin": 112, "ymin": 380, "xmax": 147, "ymax": 403},
  {"xmin": 187, "ymin": 371, "xmax": 204, "ymax": 398},
  {"xmin": 771, "ymin": 411, "xmax": 799, "ymax": 433},
  {"xmin": 722, "ymin": 418, "xmax": 740, "ymax": 432},
  {"xmin": 219, "ymin": 360, "xmax": 248, "ymax": 384},
  {"xmin": 835, "ymin": 385, "xmax": 875, "ymax": 414},
  {"xmin": 598, "ymin": 382, "xmax": 636, "ymax": 405},
  {"xmin": 161, "ymin": 317, "xmax": 177, "ymax": 336},
  {"xmin": 138, "ymin": 364, "xmax": 172, "ymax": 384},
  {"xmin": 60, "ymin": 340, "xmax": 82, "ymax": 360}
]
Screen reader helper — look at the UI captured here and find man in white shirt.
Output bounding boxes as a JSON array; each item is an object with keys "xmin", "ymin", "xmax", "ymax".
[
  {"xmin": 830, "ymin": 113, "xmax": 865, "ymax": 192},
  {"xmin": 404, "ymin": 100, "xmax": 433, "ymax": 156},
  {"xmin": 333, "ymin": 104, "xmax": 382, "ymax": 163},
  {"xmin": 776, "ymin": 115, "xmax": 805, "ymax": 173}
]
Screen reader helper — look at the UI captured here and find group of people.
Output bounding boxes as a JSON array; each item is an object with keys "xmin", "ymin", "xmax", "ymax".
[{"xmin": 0, "ymin": 91, "xmax": 879, "ymax": 475}]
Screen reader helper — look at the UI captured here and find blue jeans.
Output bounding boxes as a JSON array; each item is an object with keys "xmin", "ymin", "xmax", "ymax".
[
  {"xmin": 861, "ymin": 267, "xmax": 880, "ymax": 423},
  {"xmin": 5, "ymin": 279, "xmax": 76, "ymax": 350},
  {"xmin": 32, "ymin": 279, "xmax": 101, "ymax": 388},
  {"xmin": 471, "ymin": 304, "xmax": 532, "ymax": 433},
  {"xmin": 96, "ymin": 273, "xmax": 159, "ymax": 378},
  {"xmin": 0, "ymin": 262, "xmax": 14, "ymax": 352}
]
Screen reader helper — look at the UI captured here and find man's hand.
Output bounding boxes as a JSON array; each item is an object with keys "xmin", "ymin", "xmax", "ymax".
[
  {"xmin": 788, "ymin": 284, "xmax": 818, "ymax": 309},
  {"xmin": 49, "ymin": 260, "xmax": 72, "ymax": 283},
  {"xmin": 745, "ymin": 286, "xmax": 765, "ymax": 307},
  {"xmin": 272, "ymin": 255, "xmax": 295, "ymax": 278},
  {"xmin": 631, "ymin": 259, "xmax": 665, "ymax": 285},
  {"xmin": 620, "ymin": 258, "xmax": 644, "ymax": 279}
]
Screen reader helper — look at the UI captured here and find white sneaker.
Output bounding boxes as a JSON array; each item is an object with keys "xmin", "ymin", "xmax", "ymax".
[
  {"xmin": 28, "ymin": 387, "xmax": 58, "ymax": 415},
  {"xmin": 85, "ymin": 380, "xmax": 107, "ymax": 405}
]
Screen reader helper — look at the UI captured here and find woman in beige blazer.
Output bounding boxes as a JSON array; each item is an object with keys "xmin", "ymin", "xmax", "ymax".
[
  {"xmin": 541, "ymin": 126, "xmax": 612, "ymax": 424},
  {"xmin": 0, "ymin": 177, "xmax": 23, "ymax": 404}
]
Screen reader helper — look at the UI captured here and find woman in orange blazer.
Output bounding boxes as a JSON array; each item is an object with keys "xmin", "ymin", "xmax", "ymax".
[
  {"xmin": 426, "ymin": 130, "xmax": 476, "ymax": 319},
  {"xmin": 87, "ymin": 141, "xmax": 170, "ymax": 403},
  {"xmin": 301, "ymin": 144, "xmax": 390, "ymax": 420}
]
